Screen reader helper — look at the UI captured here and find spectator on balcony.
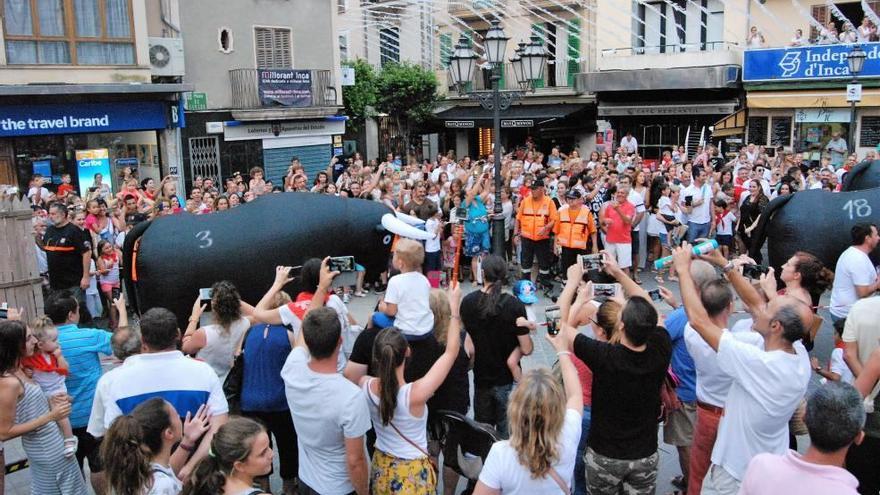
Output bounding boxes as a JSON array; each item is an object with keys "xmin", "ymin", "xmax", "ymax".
[
  {"xmin": 818, "ymin": 22, "xmax": 839, "ymax": 44},
  {"xmin": 858, "ymin": 17, "xmax": 876, "ymax": 42},
  {"xmin": 840, "ymin": 22, "xmax": 858, "ymax": 43},
  {"xmin": 747, "ymin": 26, "xmax": 765, "ymax": 48},
  {"xmin": 790, "ymin": 29, "xmax": 807, "ymax": 47}
]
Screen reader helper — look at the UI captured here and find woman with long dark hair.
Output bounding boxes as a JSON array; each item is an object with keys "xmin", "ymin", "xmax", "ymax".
[
  {"xmin": 360, "ymin": 285, "xmax": 462, "ymax": 494},
  {"xmin": 0, "ymin": 316, "xmax": 86, "ymax": 494},
  {"xmin": 101, "ymin": 398, "xmax": 210, "ymax": 495},
  {"xmin": 737, "ymin": 179, "xmax": 769, "ymax": 263},
  {"xmin": 181, "ymin": 417, "xmax": 273, "ymax": 495}
]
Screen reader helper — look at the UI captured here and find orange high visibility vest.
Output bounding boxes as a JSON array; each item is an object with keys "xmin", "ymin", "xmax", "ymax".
[
  {"xmin": 517, "ymin": 196, "xmax": 556, "ymax": 241},
  {"xmin": 556, "ymin": 206, "xmax": 594, "ymax": 250}
]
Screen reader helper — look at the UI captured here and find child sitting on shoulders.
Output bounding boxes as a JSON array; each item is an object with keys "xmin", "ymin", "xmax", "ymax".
[{"xmin": 379, "ymin": 239, "xmax": 435, "ymax": 341}]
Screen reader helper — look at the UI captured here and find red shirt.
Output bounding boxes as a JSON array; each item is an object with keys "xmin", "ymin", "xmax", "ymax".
[
  {"xmin": 604, "ymin": 200, "xmax": 635, "ymax": 243},
  {"xmin": 573, "ymin": 355, "xmax": 592, "ymax": 406},
  {"xmin": 57, "ymin": 184, "xmax": 74, "ymax": 198}
]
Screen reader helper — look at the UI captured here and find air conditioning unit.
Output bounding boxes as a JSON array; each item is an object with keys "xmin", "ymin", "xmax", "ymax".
[{"xmin": 148, "ymin": 37, "xmax": 185, "ymax": 77}]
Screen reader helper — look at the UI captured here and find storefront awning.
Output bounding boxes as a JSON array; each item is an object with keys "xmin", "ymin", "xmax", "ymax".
[
  {"xmin": 712, "ymin": 109, "xmax": 747, "ymax": 137},
  {"xmin": 597, "ymin": 100, "xmax": 738, "ymax": 117},
  {"xmin": 434, "ymin": 103, "xmax": 590, "ymax": 127},
  {"xmin": 747, "ymin": 90, "xmax": 880, "ymax": 109}
]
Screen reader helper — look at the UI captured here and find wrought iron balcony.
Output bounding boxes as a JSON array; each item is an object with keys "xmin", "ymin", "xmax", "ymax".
[{"xmin": 228, "ymin": 68, "xmax": 337, "ymax": 109}]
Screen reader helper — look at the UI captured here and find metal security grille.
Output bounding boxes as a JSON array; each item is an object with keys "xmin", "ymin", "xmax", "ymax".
[{"xmin": 188, "ymin": 136, "xmax": 221, "ymax": 185}]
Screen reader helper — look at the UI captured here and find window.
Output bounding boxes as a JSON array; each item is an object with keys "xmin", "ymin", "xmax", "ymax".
[
  {"xmin": 439, "ymin": 33, "xmax": 452, "ymax": 68},
  {"xmin": 379, "ymin": 27, "xmax": 399, "ymax": 67},
  {"xmin": 3, "ymin": 0, "xmax": 135, "ymax": 65},
  {"xmin": 254, "ymin": 27, "xmax": 292, "ymax": 68},
  {"xmin": 338, "ymin": 31, "xmax": 349, "ymax": 62},
  {"xmin": 632, "ymin": 0, "xmax": 723, "ymax": 53},
  {"xmin": 218, "ymin": 27, "xmax": 233, "ymax": 53},
  {"xmin": 337, "ymin": 0, "xmax": 347, "ymax": 14}
]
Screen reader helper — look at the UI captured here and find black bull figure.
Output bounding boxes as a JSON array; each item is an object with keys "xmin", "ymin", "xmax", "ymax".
[
  {"xmin": 750, "ymin": 188, "xmax": 880, "ymax": 273},
  {"xmin": 122, "ymin": 193, "xmax": 431, "ymax": 328},
  {"xmin": 842, "ymin": 159, "xmax": 880, "ymax": 191}
]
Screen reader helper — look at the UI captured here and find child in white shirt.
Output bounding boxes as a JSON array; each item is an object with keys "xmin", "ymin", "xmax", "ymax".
[
  {"xmin": 424, "ymin": 203, "xmax": 443, "ymax": 274},
  {"xmin": 379, "ymin": 239, "xmax": 435, "ymax": 339}
]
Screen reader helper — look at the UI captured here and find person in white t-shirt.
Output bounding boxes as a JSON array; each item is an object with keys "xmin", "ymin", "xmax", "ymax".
[
  {"xmin": 620, "ymin": 132, "xmax": 638, "ymax": 155},
  {"xmin": 674, "ymin": 245, "xmax": 813, "ymax": 495},
  {"xmin": 379, "ymin": 239, "xmax": 435, "ymax": 339},
  {"xmin": 681, "ymin": 166, "xmax": 714, "ymax": 243},
  {"xmin": 476, "ymin": 325, "xmax": 583, "ymax": 495},
  {"xmin": 829, "ymin": 223, "xmax": 880, "ymax": 322}
]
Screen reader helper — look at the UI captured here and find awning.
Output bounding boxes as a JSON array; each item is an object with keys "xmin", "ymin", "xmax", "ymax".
[
  {"xmin": 597, "ymin": 100, "xmax": 738, "ymax": 117},
  {"xmin": 434, "ymin": 103, "xmax": 589, "ymax": 128},
  {"xmin": 747, "ymin": 89, "xmax": 880, "ymax": 109},
  {"xmin": 712, "ymin": 109, "xmax": 746, "ymax": 137}
]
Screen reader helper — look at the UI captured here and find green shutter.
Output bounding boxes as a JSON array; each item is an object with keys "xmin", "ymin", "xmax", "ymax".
[
  {"xmin": 567, "ymin": 18, "xmax": 580, "ymax": 87},
  {"xmin": 440, "ymin": 33, "xmax": 452, "ymax": 68},
  {"xmin": 531, "ymin": 23, "xmax": 545, "ymax": 88}
]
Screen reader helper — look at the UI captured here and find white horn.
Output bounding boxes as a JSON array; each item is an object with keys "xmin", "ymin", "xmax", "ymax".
[
  {"xmin": 381, "ymin": 213, "xmax": 432, "ymax": 241},
  {"xmin": 395, "ymin": 211, "xmax": 425, "ymax": 227}
]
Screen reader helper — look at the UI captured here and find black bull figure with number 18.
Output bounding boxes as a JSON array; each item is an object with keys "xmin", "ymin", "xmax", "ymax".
[
  {"xmin": 122, "ymin": 193, "xmax": 431, "ymax": 328},
  {"xmin": 750, "ymin": 188, "xmax": 880, "ymax": 274}
]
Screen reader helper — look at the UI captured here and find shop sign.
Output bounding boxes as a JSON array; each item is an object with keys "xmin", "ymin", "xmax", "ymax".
[
  {"xmin": 205, "ymin": 122, "xmax": 224, "ymax": 134},
  {"xmin": 794, "ymin": 108, "xmax": 850, "ymax": 123},
  {"xmin": 744, "ymin": 42, "xmax": 880, "ymax": 82},
  {"xmin": 501, "ymin": 119, "xmax": 534, "ymax": 128},
  {"xmin": 186, "ymin": 92, "xmax": 208, "ymax": 111},
  {"xmin": 598, "ymin": 103, "xmax": 736, "ymax": 116},
  {"xmin": 258, "ymin": 69, "xmax": 313, "ymax": 107},
  {"xmin": 76, "ymin": 149, "xmax": 111, "ymax": 197},
  {"xmin": 0, "ymin": 101, "xmax": 173, "ymax": 137},
  {"xmin": 445, "ymin": 120, "xmax": 474, "ymax": 128},
  {"xmin": 224, "ymin": 119, "xmax": 345, "ymax": 141}
]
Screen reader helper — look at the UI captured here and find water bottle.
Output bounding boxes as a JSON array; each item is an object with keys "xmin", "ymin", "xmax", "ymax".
[{"xmin": 654, "ymin": 239, "xmax": 719, "ymax": 270}]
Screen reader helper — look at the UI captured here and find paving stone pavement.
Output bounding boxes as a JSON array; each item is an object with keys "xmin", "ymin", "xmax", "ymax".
[{"xmin": 3, "ymin": 271, "xmax": 829, "ymax": 494}]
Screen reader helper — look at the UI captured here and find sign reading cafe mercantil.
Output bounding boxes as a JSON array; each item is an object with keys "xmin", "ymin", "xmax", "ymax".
[
  {"xmin": 258, "ymin": 69, "xmax": 313, "ymax": 107},
  {"xmin": 744, "ymin": 42, "xmax": 880, "ymax": 82}
]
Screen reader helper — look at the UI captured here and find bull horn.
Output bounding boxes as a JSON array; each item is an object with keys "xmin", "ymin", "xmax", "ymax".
[
  {"xmin": 381, "ymin": 213, "xmax": 432, "ymax": 241},
  {"xmin": 395, "ymin": 211, "xmax": 425, "ymax": 226}
]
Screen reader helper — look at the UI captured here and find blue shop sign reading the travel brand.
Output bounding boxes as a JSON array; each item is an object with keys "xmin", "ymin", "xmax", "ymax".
[
  {"xmin": 744, "ymin": 42, "xmax": 880, "ymax": 82},
  {"xmin": 0, "ymin": 101, "xmax": 176, "ymax": 137}
]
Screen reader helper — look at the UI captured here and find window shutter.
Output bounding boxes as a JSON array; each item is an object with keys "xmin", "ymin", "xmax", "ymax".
[
  {"xmin": 567, "ymin": 18, "xmax": 581, "ymax": 86},
  {"xmin": 440, "ymin": 33, "xmax": 452, "ymax": 68},
  {"xmin": 810, "ymin": 5, "xmax": 828, "ymax": 40},
  {"xmin": 531, "ymin": 23, "xmax": 545, "ymax": 88},
  {"xmin": 255, "ymin": 27, "xmax": 292, "ymax": 68},
  {"xmin": 255, "ymin": 27, "xmax": 272, "ymax": 68}
]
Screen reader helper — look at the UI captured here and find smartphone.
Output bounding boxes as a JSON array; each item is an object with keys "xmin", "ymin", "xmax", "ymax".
[
  {"xmin": 684, "ymin": 195, "xmax": 693, "ymax": 206},
  {"xmin": 199, "ymin": 287, "xmax": 213, "ymax": 312},
  {"xmin": 329, "ymin": 256, "xmax": 357, "ymax": 288},
  {"xmin": 545, "ymin": 305, "xmax": 561, "ymax": 336},
  {"xmin": 111, "ymin": 287, "xmax": 121, "ymax": 302},
  {"xmin": 593, "ymin": 283, "xmax": 620, "ymax": 302},
  {"xmin": 741, "ymin": 264, "xmax": 770, "ymax": 279},
  {"xmin": 581, "ymin": 254, "xmax": 604, "ymax": 272},
  {"xmin": 648, "ymin": 288, "xmax": 662, "ymax": 302},
  {"xmin": 455, "ymin": 207, "xmax": 469, "ymax": 222}
]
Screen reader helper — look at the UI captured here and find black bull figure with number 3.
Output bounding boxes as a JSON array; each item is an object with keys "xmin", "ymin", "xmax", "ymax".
[
  {"xmin": 750, "ymin": 188, "xmax": 880, "ymax": 273},
  {"xmin": 122, "ymin": 193, "xmax": 431, "ymax": 328}
]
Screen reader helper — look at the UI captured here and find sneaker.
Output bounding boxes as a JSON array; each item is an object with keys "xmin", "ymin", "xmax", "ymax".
[
  {"xmin": 63, "ymin": 436, "xmax": 78, "ymax": 458},
  {"xmin": 354, "ymin": 290, "xmax": 367, "ymax": 297},
  {"xmin": 373, "ymin": 284, "xmax": 387, "ymax": 294}
]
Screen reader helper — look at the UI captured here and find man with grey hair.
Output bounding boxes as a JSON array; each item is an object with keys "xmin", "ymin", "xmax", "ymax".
[
  {"xmin": 739, "ymin": 382, "xmax": 863, "ymax": 494},
  {"xmin": 673, "ymin": 244, "xmax": 812, "ymax": 495}
]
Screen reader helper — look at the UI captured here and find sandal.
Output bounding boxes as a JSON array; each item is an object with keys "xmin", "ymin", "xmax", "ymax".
[
  {"xmin": 655, "ymin": 275, "xmax": 664, "ymax": 284},
  {"xmin": 668, "ymin": 275, "xmax": 679, "ymax": 282},
  {"xmin": 671, "ymin": 475, "xmax": 687, "ymax": 490}
]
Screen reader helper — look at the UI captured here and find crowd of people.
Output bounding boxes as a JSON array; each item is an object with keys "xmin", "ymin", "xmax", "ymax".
[
  {"xmin": 1, "ymin": 136, "xmax": 880, "ymax": 495},
  {"xmin": 747, "ymin": 17, "xmax": 880, "ymax": 48}
]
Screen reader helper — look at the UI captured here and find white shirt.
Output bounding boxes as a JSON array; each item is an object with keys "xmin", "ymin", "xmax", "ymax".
[
  {"xmin": 282, "ymin": 347, "xmax": 372, "ymax": 495},
  {"xmin": 196, "ymin": 317, "xmax": 251, "ymax": 382},
  {"xmin": 716, "ymin": 211, "xmax": 736, "ymax": 236},
  {"xmin": 425, "ymin": 217, "xmax": 442, "ymax": 253},
  {"xmin": 620, "ymin": 136, "xmax": 638, "ymax": 154},
  {"xmin": 364, "ymin": 381, "xmax": 427, "ymax": 459},
  {"xmin": 830, "ymin": 246, "xmax": 877, "ymax": 318},
  {"xmin": 148, "ymin": 463, "xmax": 182, "ymax": 495},
  {"xmin": 87, "ymin": 351, "xmax": 229, "ymax": 437},
  {"xmin": 479, "ymin": 408, "xmax": 581, "ymax": 494},
  {"xmin": 627, "ymin": 189, "xmax": 647, "ymax": 232},
  {"xmin": 278, "ymin": 297, "xmax": 348, "ymax": 372},
  {"xmin": 711, "ymin": 333, "xmax": 811, "ymax": 481},
  {"xmin": 682, "ymin": 182, "xmax": 713, "ymax": 224},
  {"xmin": 684, "ymin": 324, "xmax": 764, "ymax": 407},
  {"xmin": 384, "ymin": 271, "xmax": 434, "ymax": 336},
  {"xmin": 27, "ymin": 186, "xmax": 50, "ymax": 202},
  {"xmin": 829, "ymin": 347, "xmax": 855, "ymax": 384}
]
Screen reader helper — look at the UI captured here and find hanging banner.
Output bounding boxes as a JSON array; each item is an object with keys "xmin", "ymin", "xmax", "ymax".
[
  {"xmin": 76, "ymin": 149, "xmax": 111, "ymax": 197},
  {"xmin": 744, "ymin": 42, "xmax": 880, "ymax": 82},
  {"xmin": 258, "ymin": 69, "xmax": 313, "ymax": 107}
]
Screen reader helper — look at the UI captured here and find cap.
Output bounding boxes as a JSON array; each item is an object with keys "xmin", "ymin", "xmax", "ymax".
[
  {"xmin": 513, "ymin": 280, "xmax": 538, "ymax": 305},
  {"xmin": 531, "ymin": 178, "xmax": 545, "ymax": 189},
  {"xmin": 565, "ymin": 189, "xmax": 582, "ymax": 199}
]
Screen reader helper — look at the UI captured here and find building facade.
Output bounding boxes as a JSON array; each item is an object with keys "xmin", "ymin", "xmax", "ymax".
[
  {"xmin": 178, "ymin": 0, "xmax": 343, "ymax": 186},
  {"xmin": 0, "ymin": 0, "xmax": 190, "ymax": 196}
]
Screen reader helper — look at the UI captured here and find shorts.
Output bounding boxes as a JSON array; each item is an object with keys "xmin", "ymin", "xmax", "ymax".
[
  {"xmin": 663, "ymin": 401, "xmax": 696, "ymax": 446},
  {"xmin": 73, "ymin": 427, "xmax": 104, "ymax": 473},
  {"xmin": 715, "ymin": 234, "xmax": 733, "ymax": 247},
  {"xmin": 605, "ymin": 242, "xmax": 632, "ymax": 269},
  {"xmin": 99, "ymin": 282, "xmax": 119, "ymax": 293},
  {"xmin": 424, "ymin": 250, "xmax": 442, "ymax": 272},
  {"xmin": 658, "ymin": 232, "xmax": 669, "ymax": 246},
  {"xmin": 465, "ymin": 230, "xmax": 491, "ymax": 257},
  {"xmin": 630, "ymin": 229, "xmax": 640, "ymax": 257},
  {"xmin": 520, "ymin": 237, "xmax": 553, "ymax": 272}
]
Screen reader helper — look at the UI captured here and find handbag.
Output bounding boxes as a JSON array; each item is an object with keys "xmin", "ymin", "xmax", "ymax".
[
  {"xmin": 222, "ymin": 325, "xmax": 257, "ymax": 414},
  {"xmin": 659, "ymin": 366, "xmax": 683, "ymax": 423}
]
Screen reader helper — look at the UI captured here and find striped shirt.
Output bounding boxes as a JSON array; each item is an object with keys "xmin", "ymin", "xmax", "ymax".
[{"xmin": 57, "ymin": 323, "xmax": 112, "ymax": 429}]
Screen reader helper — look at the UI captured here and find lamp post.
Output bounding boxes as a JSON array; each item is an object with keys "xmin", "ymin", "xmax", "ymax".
[
  {"xmin": 448, "ymin": 21, "xmax": 547, "ymax": 257},
  {"xmin": 847, "ymin": 44, "xmax": 866, "ymax": 153}
]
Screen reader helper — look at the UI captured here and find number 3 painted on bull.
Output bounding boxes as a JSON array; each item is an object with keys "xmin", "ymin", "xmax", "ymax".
[
  {"xmin": 843, "ymin": 199, "xmax": 872, "ymax": 220},
  {"xmin": 196, "ymin": 230, "xmax": 213, "ymax": 248}
]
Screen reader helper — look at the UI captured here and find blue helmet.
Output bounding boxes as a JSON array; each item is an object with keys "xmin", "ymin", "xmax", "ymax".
[{"xmin": 513, "ymin": 279, "xmax": 538, "ymax": 305}]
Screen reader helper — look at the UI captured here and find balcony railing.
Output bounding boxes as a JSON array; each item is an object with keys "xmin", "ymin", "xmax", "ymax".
[
  {"xmin": 229, "ymin": 69, "xmax": 337, "ymax": 109},
  {"xmin": 444, "ymin": 61, "xmax": 585, "ymax": 92},
  {"xmin": 448, "ymin": 0, "xmax": 508, "ymax": 16},
  {"xmin": 601, "ymin": 40, "xmax": 740, "ymax": 57}
]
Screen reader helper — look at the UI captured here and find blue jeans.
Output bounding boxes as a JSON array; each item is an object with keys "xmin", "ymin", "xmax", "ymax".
[
  {"xmin": 474, "ymin": 383, "xmax": 514, "ymax": 439},
  {"xmin": 574, "ymin": 406, "xmax": 593, "ymax": 495},
  {"xmin": 687, "ymin": 221, "xmax": 711, "ymax": 244}
]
